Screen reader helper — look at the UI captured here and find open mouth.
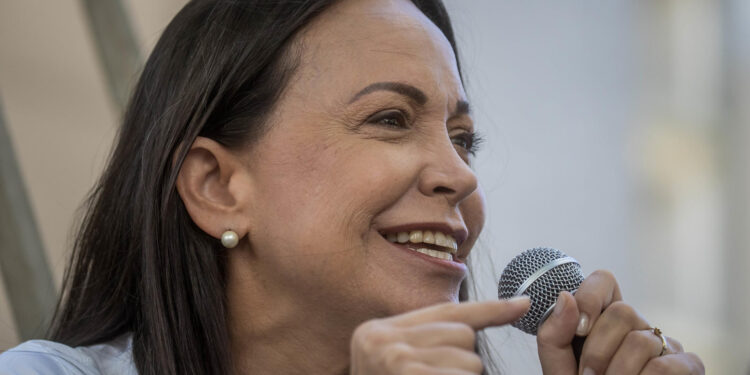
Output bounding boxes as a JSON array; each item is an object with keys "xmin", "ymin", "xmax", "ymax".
[{"xmin": 379, "ymin": 229, "xmax": 459, "ymax": 262}]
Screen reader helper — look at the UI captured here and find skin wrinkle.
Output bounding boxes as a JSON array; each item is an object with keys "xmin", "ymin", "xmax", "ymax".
[
  {"xmin": 340, "ymin": 86, "xmax": 473, "ymax": 159},
  {"xmin": 365, "ymin": 48, "xmax": 423, "ymax": 59}
]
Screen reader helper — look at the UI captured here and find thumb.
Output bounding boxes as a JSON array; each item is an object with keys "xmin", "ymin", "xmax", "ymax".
[{"xmin": 536, "ymin": 291, "xmax": 579, "ymax": 375}]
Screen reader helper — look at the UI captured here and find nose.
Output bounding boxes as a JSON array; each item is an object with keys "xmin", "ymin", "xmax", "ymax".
[{"xmin": 418, "ymin": 136, "xmax": 479, "ymax": 206}]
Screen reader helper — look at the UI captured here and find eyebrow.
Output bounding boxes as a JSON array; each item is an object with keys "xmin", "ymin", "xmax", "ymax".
[
  {"xmin": 348, "ymin": 81, "xmax": 471, "ymax": 118},
  {"xmin": 349, "ymin": 81, "xmax": 428, "ymax": 105},
  {"xmin": 453, "ymin": 99, "xmax": 470, "ymax": 118}
]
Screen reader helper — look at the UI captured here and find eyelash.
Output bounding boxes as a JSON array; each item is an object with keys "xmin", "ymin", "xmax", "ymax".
[
  {"xmin": 367, "ymin": 109, "xmax": 410, "ymax": 129},
  {"xmin": 366, "ymin": 109, "xmax": 483, "ymax": 156},
  {"xmin": 452, "ymin": 131, "xmax": 484, "ymax": 156}
]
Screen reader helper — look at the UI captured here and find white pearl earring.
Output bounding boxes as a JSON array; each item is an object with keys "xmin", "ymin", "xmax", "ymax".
[{"xmin": 221, "ymin": 230, "xmax": 239, "ymax": 248}]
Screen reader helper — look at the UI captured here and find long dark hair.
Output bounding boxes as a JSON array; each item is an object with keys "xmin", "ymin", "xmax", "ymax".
[{"xmin": 48, "ymin": 0, "xmax": 484, "ymax": 374}]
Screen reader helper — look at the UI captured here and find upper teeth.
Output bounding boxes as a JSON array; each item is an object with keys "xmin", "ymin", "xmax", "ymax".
[{"xmin": 385, "ymin": 230, "xmax": 458, "ymax": 253}]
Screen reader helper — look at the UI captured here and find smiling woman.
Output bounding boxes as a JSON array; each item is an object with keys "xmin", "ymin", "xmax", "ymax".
[{"xmin": 0, "ymin": 0, "xmax": 704, "ymax": 374}]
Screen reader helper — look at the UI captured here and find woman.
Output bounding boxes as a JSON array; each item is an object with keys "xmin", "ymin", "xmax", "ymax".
[{"xmin": 0, "ymin": 0, "xmax": 704, "ymax": 374}]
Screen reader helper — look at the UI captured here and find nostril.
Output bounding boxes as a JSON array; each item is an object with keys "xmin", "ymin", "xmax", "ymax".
[{"xmin": 433, "ymin": 186, "xmax": 455, "ymax": 194}]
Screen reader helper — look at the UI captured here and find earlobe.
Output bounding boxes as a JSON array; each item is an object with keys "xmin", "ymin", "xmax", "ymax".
[{"xmin": 176, "ymin": 136, "xmax": 252, "ymax": 241}]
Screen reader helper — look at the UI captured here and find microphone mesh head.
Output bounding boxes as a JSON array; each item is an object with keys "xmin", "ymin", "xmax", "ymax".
[{"xmin": 498, "ymin": 247, "xmax": 584, "ymax": 335}]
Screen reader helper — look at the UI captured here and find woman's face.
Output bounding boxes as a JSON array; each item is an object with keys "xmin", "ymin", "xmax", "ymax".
[{"xmin": 239, "ymin": 0, "xmax": 485, "ymax": 319}]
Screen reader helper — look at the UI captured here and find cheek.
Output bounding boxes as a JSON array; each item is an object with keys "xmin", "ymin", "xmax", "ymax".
[
  {"xmin": 252, "ymin": 138, "xmax": 416, "ymax": 252},
  {"xmin": 320, "ymin": 144, "xmax": 419, "ymax": 236}
]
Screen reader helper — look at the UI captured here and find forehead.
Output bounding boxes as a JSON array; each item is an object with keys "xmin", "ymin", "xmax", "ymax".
[{"xmin": 291, "ymin": 0, "xmax": 465, "ymax": 102}]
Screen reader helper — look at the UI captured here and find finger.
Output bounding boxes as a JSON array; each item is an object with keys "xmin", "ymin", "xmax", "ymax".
[
  {"xmin": 667, "ymin": 336, "xmax": 684, "ymax": 353},
  {"xmin": 604, "ymin": 330, "xmax": 667, "ymax": 375},
  {"xmin": 391, "ymin": 297, "xmax": 530, "ymax": 331},
  {"xmin": 574, "ymin": 270, "xmax": 623, "ymax": 337},
  {"xmin": 579, "ymin": 301, "xmax": 650, "ymax": 374},
  {"xmin": 412, "ymin": 347, "xmax": 484, "ymax": 373},
  {"xmin": 402, "ymin": 322, "xmax": 476, "ymax": 350},
  {"xmin": 641, "ymin": 352, "xmax": 705, "ymax": 375},
  {"xmin": 537, "ymin": 291, "xmax": 579, "ymax": 375}
]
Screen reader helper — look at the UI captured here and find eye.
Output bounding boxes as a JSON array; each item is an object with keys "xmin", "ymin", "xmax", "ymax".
[
  {"xmin": 366, "ymin": 109, "xmax": 409, "ymax": 129},
  {"xmin": 451, "ymin": 131, "xmax": 484, "ymax": 156}
]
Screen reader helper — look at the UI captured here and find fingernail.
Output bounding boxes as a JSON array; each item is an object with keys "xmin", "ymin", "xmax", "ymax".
[
  {"xmin": 576, "ymin": 312, "xmax": 590, "ymax": 336},
  {"xmin": 508, "ymin": 295, "xmax": 530, "ymax": 304},
  {"xmin": 553, "ymin": 292, "xmax": 567, "ymax": 317},
  {"xmin": 582, "ymin": 367, "xmax": 595, "ymax": 375}
]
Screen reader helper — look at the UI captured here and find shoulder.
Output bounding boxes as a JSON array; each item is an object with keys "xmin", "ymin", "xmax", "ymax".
[
  {"xmin": 0, "ymin": 340, "xmax": 93, "ymax": 375},
  {"xmin": 0, "ymin": 334, "xmax": 137, "ymax": 375}
]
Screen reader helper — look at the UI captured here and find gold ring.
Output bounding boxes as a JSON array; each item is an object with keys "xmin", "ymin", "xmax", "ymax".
[{"xmin": 652, "ymin": 327, "xmax": 668, "ymax": 356}]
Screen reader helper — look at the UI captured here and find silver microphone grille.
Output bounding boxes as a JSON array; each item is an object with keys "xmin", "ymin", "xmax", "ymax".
[{"xmin": 498, "ymin": 247, "xmax": 584, "ymax": 335}]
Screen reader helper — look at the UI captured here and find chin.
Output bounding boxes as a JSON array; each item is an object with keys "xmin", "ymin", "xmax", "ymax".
[{"xmin": 384, "ymin": 283, "xmax": 462, "ymax": 315}]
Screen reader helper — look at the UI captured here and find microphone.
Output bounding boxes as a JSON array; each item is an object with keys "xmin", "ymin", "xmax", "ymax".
[{"xmin": 498, "ymin": 247, "xmax": 586, "ymax": 358}]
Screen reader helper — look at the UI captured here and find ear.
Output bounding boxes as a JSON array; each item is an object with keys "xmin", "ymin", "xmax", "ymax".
[{"xmin": 176, "ymin": 136, "xmax": 253, "ymax": 242}]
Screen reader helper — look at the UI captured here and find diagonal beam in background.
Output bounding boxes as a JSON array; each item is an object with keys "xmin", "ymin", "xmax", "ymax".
[
  {"xmin": 80, "ymin": 0, "xmax": 142, "ymax": 111},
  {"xmin": 0, "ymin": 0, "xmax": 142, "ymax": 341},
  {"xmin": 0, "ymin": 98, "xmax": 57, "ymax": 340}
]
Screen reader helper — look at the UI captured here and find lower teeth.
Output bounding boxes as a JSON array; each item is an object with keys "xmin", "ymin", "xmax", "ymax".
[{"xmin": 413, "ymin": 248, "xmax": 452, "ymax": 261}]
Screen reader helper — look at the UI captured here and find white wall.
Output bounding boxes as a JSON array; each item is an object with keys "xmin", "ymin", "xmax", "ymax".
[{"xmin": 444, "ymin": 0, "xmax": 748, "ymax": 373}]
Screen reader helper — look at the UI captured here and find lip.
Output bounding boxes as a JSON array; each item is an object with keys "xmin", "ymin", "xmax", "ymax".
[{"xmin": 381, "ymin": 235, "xmax": 468, "ymax": 275}]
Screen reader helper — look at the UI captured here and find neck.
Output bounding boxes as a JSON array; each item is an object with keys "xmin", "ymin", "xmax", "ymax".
[{"xmin": 226, "ymin": 251, "xmax": 354, "ymax": 375}]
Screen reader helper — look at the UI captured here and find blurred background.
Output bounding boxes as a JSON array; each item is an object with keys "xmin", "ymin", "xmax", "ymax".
[{"xmin": 0, "ymin": 0, "xmax": 747, "ymax": 373}]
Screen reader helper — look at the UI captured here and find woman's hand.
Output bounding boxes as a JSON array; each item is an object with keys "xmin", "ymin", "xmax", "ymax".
[
  {"xmin": 537, "ymin": 270, "xmax": 705, "ymax": 375},
  {"xmin": 350, "ymin": 297, "xmax": 530, "ymax": 374}
]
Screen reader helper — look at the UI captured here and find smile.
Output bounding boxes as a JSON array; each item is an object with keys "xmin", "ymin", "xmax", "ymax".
[{"xmin": 381, "ymin": 230, "xmax": 458, "ymax": 261}]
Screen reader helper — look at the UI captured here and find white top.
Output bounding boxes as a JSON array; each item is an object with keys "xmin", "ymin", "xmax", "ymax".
[{"xmin": 0, "ymin": 334, "xmax": 136, "ymax": 375}]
